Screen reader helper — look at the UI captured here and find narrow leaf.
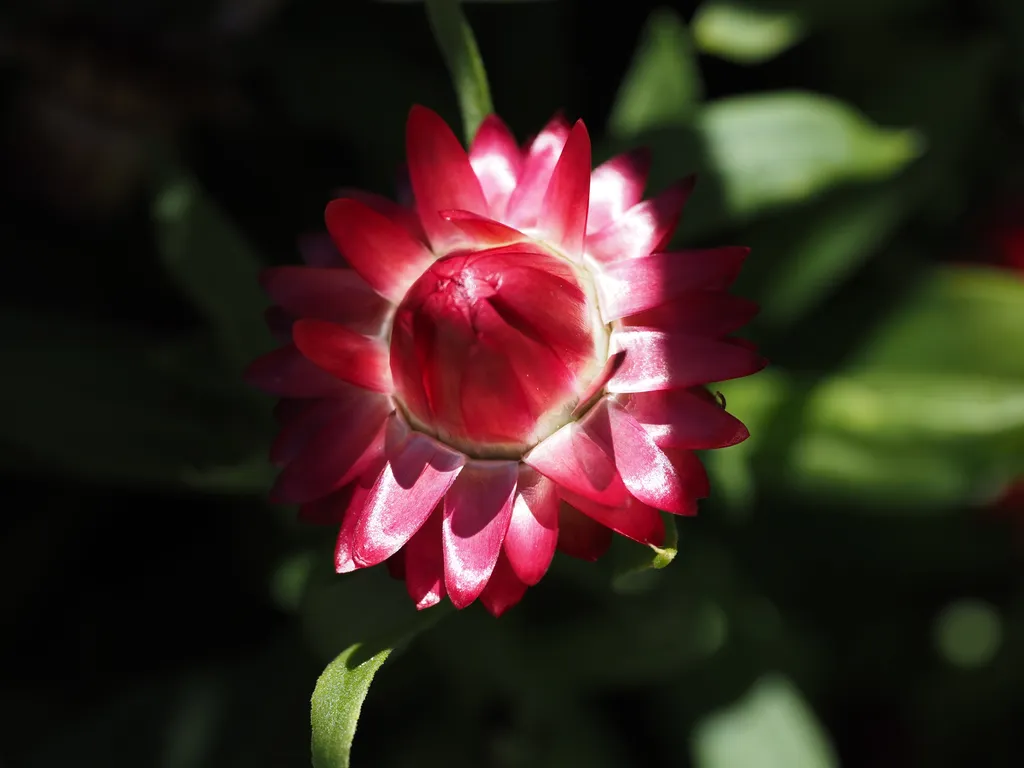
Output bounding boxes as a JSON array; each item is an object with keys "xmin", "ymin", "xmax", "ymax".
[
  {"xmin": 425, "ymin": 0, "xmax": 495, "ymax": 143},
  {"xmin": 609, "ymin": 7, "xmax": 703, "ymax": 137}
]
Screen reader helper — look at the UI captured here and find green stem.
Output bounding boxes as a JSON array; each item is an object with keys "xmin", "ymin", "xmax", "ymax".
[{"xmin": 425, "ymin": 0, "xmax": 495, "ymax": 144}]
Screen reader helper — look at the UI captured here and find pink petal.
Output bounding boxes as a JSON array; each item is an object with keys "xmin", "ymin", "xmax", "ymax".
[
  {"xmin": 403, "ymin": 505, "xmax": 446, "ymax": 610},
  {"xmin": 336, "ymin": 443, "xmax": 391, "ymax": 573},
  {"xmin": 503, "ymin": 467, "xmax": 559, "ymax": 585},
  {"xmin": 298, "ymin": 233, "xmax": 343, "ymax": 267},
  {"xmin": 595, "ymin": 247, "xmax": 750, "ymax": 322},
  {"xmin": 587, "ymin": 148, "xmax": 651, "ymax": 234},
  {"xmin": 406, "ymin": 105, "xmax": 488, "ymax": 253},
  {"xmin": 264, "ymin": 306, "xmax": 294, "ymax": 344},
  {"xmin": 479, "ymin": 551, "xmax": 529, "ymax": 617},
  {"xmin": 504, "ymin": 113, "xmax": 572, "ymax": 229},
  {"xmin": 270, "ymin": 399, "xmax": 391, "ymax": 504},
  {"xmin": 443, "ymin": 460, "xmax": 518, "ymax": 609},
  {"xmin": 585, "ymin": 177, "xmax": 695, "ymax": 263},
  {"xmin": 523, "ymin": 420, "xmax": 632, "ymax": 508},
  {"xmin": 439, "ymin": 209, "xmax": 530, "ymax": 248},
  {"xmin": 270, "ymin": 397, "xmax": 339, "ymax": 467},
  {"xmin": 469, "ymin": 114, "xmax": 522, "ymax": 219},
  {"xmin": 622, "ymin": 292, "xmax": 760, "ymax": 337},
  {"xmin": 292, "ymin": 319, "xmax": 394, "ymax": 393},
  {"xmin": 333, "ymin": 187, "xmax": 427, "ymax": 243},
  {"xmin": 572, "ymin": 351, "xmax": 626, "ymax": 419},
  {"xmin": 606, "ymin": 328, "xmax": 767, "ymax": 392},
  {"xmin": 245, "ymin": 345, "xmax": 352, "ymax": 398},
  {"xmin": 663, "ymin": 447, "xmax": 710, "ymax": 502},
  {"xmin": 260, "ymin": 266, "xmax": 390, "ymax": 334},
  {"xmin": 386, "ymin": 551, "xmax": 406, "ymax": 581},
  {"xmin": 559, "ymin": 488, "xmax": 665, "ymax": 545},
  {"xmin": 622, "ymin": 387, "xmax": 750, "ymax": 449},
  {"xmin": 589, "ymin": 398, "xmax": 698, "ymax": 515},
  {"xmin": 535, "ymin": 120, "xmax": 592, "ymax": 259},
  {"xmin": 556, "ymin": 501, "xmax": 612, "ymax": 560},
  {"xmin": 324, "ymin": 198, "xmax": 436, "ymax": 303},
  {"xmin": 351, "ymin": 417, "xmax": 466, "ymax": 567}
]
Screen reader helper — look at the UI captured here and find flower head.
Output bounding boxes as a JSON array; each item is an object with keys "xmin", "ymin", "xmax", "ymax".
[{"xmin": 247, "ymin": 106, "xmax": 765, "ymax": 615}]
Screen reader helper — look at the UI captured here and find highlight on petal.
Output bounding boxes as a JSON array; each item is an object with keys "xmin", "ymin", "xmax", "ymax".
[
  {"xmin": 587, "ymin": 147, "xmax": 651, "ymax": 234},
  {"xmin": 325, "ymin": 198, "xmax": 437, "ymax": 303},
  {"xmin": 352, "ymin": 417, "xmax": 466, "ymax": 567},
  {"xmin": 260, "ymin": 266, "xmax": 390, "ymax": 334},
  {"xmin": 535, "ymin": 120, "xmax": 592, "ymax": 259},
  {"xmin": 503, "ymin": 467, "xmax": 559, "ymax": 585},
  {"xmin": 270, "ymin": 399, "xmax": 391, "ymax": 504},
  {"xmin": 332, "ymin": 187, "xmax": 427, "ymax": 243},
  {"xmin": 479, "ymin": 551, "xmax": 529, "ymax": 617},
  {"xmin": 621, "ymin": 292, "xmax": 760, "ymax": 337},
  {"xmin": 622, "ymin": 387, "xmax": 750, "ymax": 449},
  {"xmin": 406, "ymin": 105, "xmax": 489, "ymax": 252},
  {"xmin": 595, "ymin": 247, "xmax": 750, "ymax": 322},
  {"xmin": 245, "ymin": 344, "xmax": 352, "ymax": 398},
  {"xmin": 469, "ymin": 114, "xmax": 522, "ymax": 220},
  {"xmin": 292, "ymin": 319, "xmax": 394, "ymax": 393},
  {"xmin": 443, "ymin": 460, "xmax": 518, "ymax": 609},
  {"xmin": 336, "ymin": 441, "xmax": 391, "ymax": 573},
  {"xmin": 439, "ymin": 210, "xmax": 530, "ymax": 248},
  {"xmin": 504, "ymin": 113, "xmax": 572, "ymax": 229},
  {"xmin": 586, "ymin": 176, "xmax": 696, "ymax": 263},
  {"xmin": 524, "ymin": 420, "xmax": 632, "ymax": 507},
  {"xmin": 606, "ymin": 328, "xmax": 767, "ymax": 392},
  {"xmin": 404, "ymin": 505, "xmax": 446, "ymax": 609},
  {"xmin": 556, "ymin": 501, "xmax": 612, "ymax": 561},
  {"xmin": 587, "ymin": 398, "xmax": 698, "ymax": 515}
]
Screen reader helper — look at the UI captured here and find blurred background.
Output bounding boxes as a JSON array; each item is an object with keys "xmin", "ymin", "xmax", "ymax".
[{"xmin": 2, "ymin": 0, "xmax": 1023, "ymax": 765}]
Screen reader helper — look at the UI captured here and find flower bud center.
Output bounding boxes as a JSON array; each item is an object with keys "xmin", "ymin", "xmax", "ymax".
[{"xmin": 389, "ymin": 247, "xmax": 606, "ymax": 458}]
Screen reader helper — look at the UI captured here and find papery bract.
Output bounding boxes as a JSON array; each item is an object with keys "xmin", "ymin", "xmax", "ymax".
[{"xmin": 247, "ymin": 105, "xmax": 765, "ymax": 615}]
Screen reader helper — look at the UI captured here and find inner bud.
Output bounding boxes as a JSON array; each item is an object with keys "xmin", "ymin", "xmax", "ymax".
[{"xmin": 389, "ymin": 245, "xmax": 606, "ymax": 458}]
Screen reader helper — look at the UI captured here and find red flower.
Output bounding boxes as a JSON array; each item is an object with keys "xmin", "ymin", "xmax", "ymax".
[{"xmin": 246, "ymin": 106, "xmax": 765, "ymax": 615}]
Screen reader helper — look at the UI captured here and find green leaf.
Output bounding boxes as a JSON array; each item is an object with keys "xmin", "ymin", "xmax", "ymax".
[
  {"xmin": 692, "ymin": 675, "xmax": 838, "ymax": 768},
  {"xmin": 608, "ymin": 8, "xmax": 703, "ymax": 137},
  {"xmin": 692, "ymin": 1, "xmax": 806, "ymax": 64},
  {"xmin": 854, "ymin": 266, "xmax": 1024, "ymax": 381},
  {"xmin": 310, "ymin": 606, "xmax": 449, "ymax": 768},
  {"xmin": 748, "ymin": 183, "xmax": 909, "ymax": 329},
  {"xmin": 698, "ymin": 91, "xmax": 923, "ymax": 222},
  {"xmin": 611, "ymin": 513, "xmax": 679, "ymax": 594},
  {"xmin": 425, "ymin": 0, "xmax": 495, "ymax": 143},
  {"xmin": 152, "ymin": 165, "xmax": 271, "ymax": 367}
]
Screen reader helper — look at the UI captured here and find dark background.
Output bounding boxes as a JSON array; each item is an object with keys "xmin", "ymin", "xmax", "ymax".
[{"xmin": 2, "ymin": 0, "xmax": 1023, "ymax": 766}]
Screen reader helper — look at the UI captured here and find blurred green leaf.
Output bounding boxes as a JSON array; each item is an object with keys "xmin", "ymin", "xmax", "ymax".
[
  {"xmin": 693, "ymin": 1, "xmax": 806, "ymax": 64},
  {"xmin": 610, "ymin": 513, "xmax": 679, "ymax": 594},
  {"xmin": 854, "ymin": 266, "xmax": 1024, "ymax": 381},
  {"xmin": 608, "ymin": 7, "xmax": 703, "ymax": 137},
  {"xmin": 692, "ymin": 675, "xmax": 837, "ymax": 768},
  {"xmin": 749, "ymin": 183, "xmax": 909, "ymax": 329},
  {"xmin": 153, "ymin": 165, "xmax": 271, "ymax": 367},
  {"xmin": 311, "ymin": 605, "xmax": 449, "ymax": 768},
  {"xmin": 425, "ymin": 0, "xmax": 494, "ymax": 143},
  {"xmin": 699, "ymin": 91, "xmax": 922, "ymax": 221},
  {"xmin": 0, "ymin": 309, "xmax": 259, "ymax": 486}
]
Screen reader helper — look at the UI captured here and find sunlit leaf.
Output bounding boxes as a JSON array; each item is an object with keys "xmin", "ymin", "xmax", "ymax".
[
  {"xmin": 310, "ymin": 605, "xmax": 449, "ymax": 768},
  {"xmin": 608, "ymin": 7, "xmax": 703, "ymax": 137},
  {"xmin": 698, "ymin": 91, "xmax": 923, "ymax": 221},
  {"xmin": 693, "ymin": 1, "xmax": 806, "ymax": 64},
  {"xmin": 692, "ymin": 675, "xmax": 838, "ymax": 768}
]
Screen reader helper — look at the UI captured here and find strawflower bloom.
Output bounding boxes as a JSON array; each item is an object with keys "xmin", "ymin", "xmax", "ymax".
[{"xmin": 246, "ymin": 106, "xmax": 765, "ymax": 615}]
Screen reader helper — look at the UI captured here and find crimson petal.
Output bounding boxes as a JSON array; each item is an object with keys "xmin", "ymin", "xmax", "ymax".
[
  {"xmin": 585, "ymin": 177, "xmax": 695, "ymax": 263},
  {"xmin": 443, "ymin": 460, "xmax": 518, "ymax": 609},
  {"xmin": 469, "ymin": 114, "xmax": 522, "ymax": 219},
  {"xmin": 260, "ymin": 266, "xmax": 390, "ymax": 334},
  {"xmin": 535, "ymin": 120, "xmax": 591, "ymax": 260},
  {"xmin": 479, "ymin": 551, "xmax": 529, "ymax": 617},
  {"xmin": 404, "ymin": 505, "xmax": 446, "ymax": 610},
  {"xmin": 292, "ymin": 319, "xmax": 394, "ymax": 393},
  {"xmin": 587, "ymin": 148, "xmax": 651, "ymax": 234},
  {"xmin": 623, "ymin": 388, "xmax": 750, "ymax": 449},
  {"xmin": 503, "ymin": 467, "xmax": 559, "ymax": 585}
]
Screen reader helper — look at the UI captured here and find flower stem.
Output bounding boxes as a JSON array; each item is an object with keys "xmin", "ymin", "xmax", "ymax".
[{"xmin": 425, "ymin": 0, "xmax": 494, "ymax": 144}]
